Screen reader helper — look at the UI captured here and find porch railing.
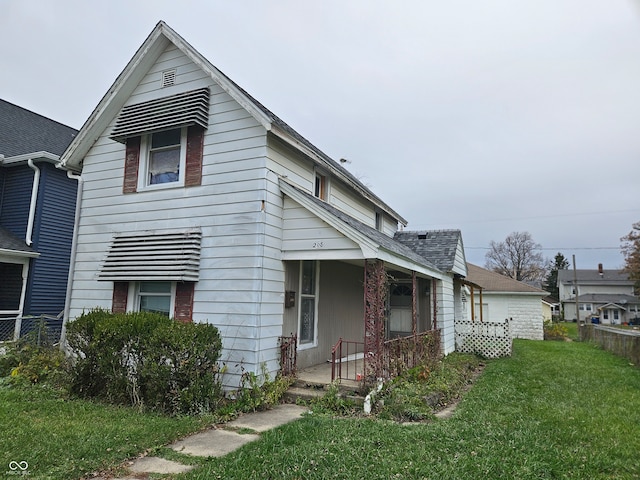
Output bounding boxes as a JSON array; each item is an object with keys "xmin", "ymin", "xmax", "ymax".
[
  {"xmin": 331, "ymin": 330, "xmax": 442, "ymax": 383},
  {"xmin": 278, "ymin": 333, "xmax": 297, "ymax": 377},
  {"xmin": 383, "ymin": 330, "xmax": 441, "ymax": 378},
  {"xmin": 331, "ymin": 338, "xmax": 365, "ymax": 382}
]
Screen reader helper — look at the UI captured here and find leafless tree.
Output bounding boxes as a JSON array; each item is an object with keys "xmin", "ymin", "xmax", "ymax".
[
  {"xmin": 485, "ymin": 231, "xmax": 546, "ymax": 286},
  {"xmin": 621, "ymin": 221, "xmax": 640, "ymax": 294}
]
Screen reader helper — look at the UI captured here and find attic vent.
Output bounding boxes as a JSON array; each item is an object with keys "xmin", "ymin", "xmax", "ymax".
[
  {"xmin": 98, "ymin": 228, "xmax": 202, "ymax": 282},
  {"xmin": 110, "ymin": 87, "xmax": 209, "ymax": 143},
  {"xmin": 161, "ymin": 69, "xmax": 176, "ymax": 87},
  {"xmin": 418, "ymin": 233, "xmax": 428, "ymax": 240}
]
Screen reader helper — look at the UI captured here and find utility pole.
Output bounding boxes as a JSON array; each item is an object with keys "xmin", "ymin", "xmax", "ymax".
[{"xmin": 572, "ymin": 255, "xmax": 579, "ymax": 323}]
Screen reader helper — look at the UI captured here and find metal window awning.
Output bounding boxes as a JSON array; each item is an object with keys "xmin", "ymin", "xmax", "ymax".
[
  {"xmin": 98, "ymin": 228, "xmax": 201, "ymax": 282},
  {"xmin": 110, "ymin": 88, "xmax": 209, "ymax": 142}
]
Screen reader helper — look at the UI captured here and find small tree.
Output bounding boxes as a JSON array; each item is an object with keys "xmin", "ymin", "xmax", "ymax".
[
  {"xmin": 621, "ymin": 221, "xmax": 640, "ymax": 294},
  {"xmin": 543, "ymin": 252, "xmax": 570, "ymax": 299},
  {"xmin": 485, "ymin": 231, "xmax": 546, "ymax": 286}
]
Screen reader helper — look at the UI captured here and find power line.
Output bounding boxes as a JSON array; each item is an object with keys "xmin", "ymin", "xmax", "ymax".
[
  {"xmin": 410, "ymin": 208, "xmax": 640, "ymax": 230},
  {"xmin": 466, "ymin": 246, "xmax": 620, "ymax": 251}
]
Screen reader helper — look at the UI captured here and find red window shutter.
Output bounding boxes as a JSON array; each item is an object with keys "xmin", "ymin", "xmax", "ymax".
[
  {"xmin": 185, "ymin": 125, "xmax": 204, "ymax": 187},
  {"xmin": 174, "ymin": 282, "xmax": 195, "ymax": 323},
  {"xmin": 123, "ymin": 136, "xmax": 140, "ymax": 193},
  {"xmin": 112, "ymin": 282, "xmax": 129, "ymax": 313}
]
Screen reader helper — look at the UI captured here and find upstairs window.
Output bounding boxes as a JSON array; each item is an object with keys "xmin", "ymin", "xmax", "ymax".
[
  {"xmin": 314, "ymin": 172, "xmax": 327, "ymax": 200},
  {"xmin": 144, "ymin": 128, "xmax": 186, "ymax": 186},
  {"xmin": 111, "ymin": 88, "xmax": 209, "ymax": 193},
  {"xmin": 375, "ymin": 211, "xmax": 383, "ymax": 231}
]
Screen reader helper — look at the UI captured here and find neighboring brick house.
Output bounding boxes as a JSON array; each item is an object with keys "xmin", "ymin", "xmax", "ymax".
[
  {"xmin": 558, "ymin": 265, "xmax": 640, "ymax": 324},
  {"xmin": 464, "ymin": 263, "xmax": 547, "ymax": 340},
  {"xmin": 0, "ymin": 99, "xmax": 78, "ymax": 341}
]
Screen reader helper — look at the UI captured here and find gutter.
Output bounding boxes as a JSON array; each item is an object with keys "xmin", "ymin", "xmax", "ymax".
[{"xmin": 60, "ymin": 170, "xmax": 83, "ymax": 348}]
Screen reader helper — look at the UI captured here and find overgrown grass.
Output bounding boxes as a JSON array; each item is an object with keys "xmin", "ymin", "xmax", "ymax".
[
  {"xmin": 181, "ymin": 339, "xmax": 640, "ymax": 479},
  {"xmin": 0, "ymin": 384, "xmax": 214, "ymax": 479},
  {"xmin": 3, "ymin": 338, "xmax": 639, "ymax": 479}
]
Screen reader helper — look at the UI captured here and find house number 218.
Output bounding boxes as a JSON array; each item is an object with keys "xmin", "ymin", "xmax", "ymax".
[{"xmin": 312, "ymin": 241, "xmax": 324, "ymax": 248}]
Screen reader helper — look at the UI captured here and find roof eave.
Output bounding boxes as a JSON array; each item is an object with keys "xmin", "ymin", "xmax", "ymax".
[{"xmin": 2, "ymin": 151, "xmax": 60, "ymax": 166}]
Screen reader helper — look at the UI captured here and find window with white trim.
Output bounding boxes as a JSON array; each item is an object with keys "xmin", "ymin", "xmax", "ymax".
[
  {"xmin": 130, "ymin": 281, "xmax": 176, "ymax": 317},
  {"xmin": 299, "ymin": 260, "xmax": 319, "ymax": 346},
  {"xmin": 314, "ymin": 172, "xmax": 327, "ymax": 200},
  {"xmin": 139, "ymin": 128, "xmax": 187, "ymax": 188}
]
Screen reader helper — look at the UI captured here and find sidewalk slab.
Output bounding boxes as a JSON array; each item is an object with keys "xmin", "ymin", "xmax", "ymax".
[
  {"xmin": 170, "ymin": 428, "xmax": 260, "ymax": 457},
  {"xmin": 129, "ymin": 456, "xmax": 193, "ymax": 474},
  {"xmin": 227, "ymin": 404, "xmax": 308, "ymax": 432}
]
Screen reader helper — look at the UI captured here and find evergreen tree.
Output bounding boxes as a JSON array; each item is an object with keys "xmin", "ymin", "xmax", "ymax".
[{"xmin": 543, "ymin": 252, "xmax": 569, "ymax": 299}]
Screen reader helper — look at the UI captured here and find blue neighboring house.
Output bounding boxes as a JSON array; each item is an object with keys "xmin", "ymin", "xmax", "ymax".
[{"xmin": 0, "ymin": 99, "xmax": 78, "ymax": 341}]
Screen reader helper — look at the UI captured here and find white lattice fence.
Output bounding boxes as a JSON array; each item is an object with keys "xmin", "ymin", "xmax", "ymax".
[{"xmin": 455, "ymin": 320, "xmax": 512, "ymax": 358}]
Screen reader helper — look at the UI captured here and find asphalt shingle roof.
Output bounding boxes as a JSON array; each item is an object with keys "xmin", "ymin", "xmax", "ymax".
[
  {"xmin": 394, "ymin": 230, "xmax": 462, "ymax": 272},
  {"xmin": 0, "ymin": 226, "xmax": 36, "ymax": 255},
  {"xmin": 557, "ymin": 269, "xmax": 632, "ymax": 284},
  {"xmin": 289, "ymin": 184, "xmax": 441, "ymax": 273},
  {"xmin": 466, "ymin": 263, "xmax": 546, "ymax": 294},
  {"xmin": 0, "ymin": 99, "xmax": 77, "ymax": 158},
  {"xmin": 575, "ymin": 293, "xmax": 640, "ymax": 305}
]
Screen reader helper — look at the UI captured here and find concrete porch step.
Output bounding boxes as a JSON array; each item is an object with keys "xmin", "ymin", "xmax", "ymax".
[{"xmin": 285, "ymin": 382, "xmax": 365, "ymax": 405}]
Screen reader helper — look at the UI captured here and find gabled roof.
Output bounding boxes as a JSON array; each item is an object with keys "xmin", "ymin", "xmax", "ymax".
[
  {"xmin": 0, "ymin": 226, "xmax": 39, "ymax": 258},
  {"xmin": 0, "ymin": 99, "xmax": 77, "ymax": 158},
  {"xmin": 573, "ymin": 293, "xmax": 640, "ymax": 306},
  {"xmin": 557, "ymin": 268, "xmax": 632, "ymax": 285},
  {"xmin": 279, "ymin": 180, "xmax": 443, "ymax": 280},
  {"xmin": 394, "ymin": 230, "xmax": 466, "ymax": 275},
  {"xmin": 59, "ymin": 21, "xmax": 406, "ymax": 224},
  {"xmin": 466, "ymin": 263, "xmax": 547, "ymax": 295}
]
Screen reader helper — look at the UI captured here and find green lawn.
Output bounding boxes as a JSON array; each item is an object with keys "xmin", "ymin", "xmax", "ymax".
[
  {"xmin": 2, "ymin": 338, "xmax": 639, "ymax": 479},
  {"xmin": 0, "ymin": 386, "xmax": 214, "ymax": 479},
  {"xmin": 186, "ymin": 339, "xmax": 640, "ymax": 480}
]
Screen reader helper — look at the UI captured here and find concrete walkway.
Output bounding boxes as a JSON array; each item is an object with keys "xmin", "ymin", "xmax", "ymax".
[{"xmin": 98, "ymin": 404, "xmax": 308, "ymax": 479}]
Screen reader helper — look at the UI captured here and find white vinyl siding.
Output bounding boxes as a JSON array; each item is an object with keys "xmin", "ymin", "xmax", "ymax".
[
  {"xmin": 281, "ymin": 197, "xmax": 361, "ymax": 259},
  {"xmin": 68, "ymin": 45, "xmax": 283, "ymax": 388},
  {"xmin": 266, "ymin": 137, "xmax": 397, "ymax": 237}
]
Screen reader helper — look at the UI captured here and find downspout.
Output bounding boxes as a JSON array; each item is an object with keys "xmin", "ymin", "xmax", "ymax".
[
  {"xmin": 13, "ymin": 263, "xmax": 30, "ymax": 341},
  {"xmin": 26, "ymin": 159, "xmax": 40, "ymax": 246},
  {"xmin": 60, "ymin": 170, "xmax": 83, "ymax": 348}
]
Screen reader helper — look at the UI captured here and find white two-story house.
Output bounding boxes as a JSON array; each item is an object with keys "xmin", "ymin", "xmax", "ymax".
[
  {"xmin": 558, "ymin": 264, "xmax": 639, "ymax": 324},
  {"xmin": 59, "ymin": 21, "xmax": 468, "ymax": 388}
]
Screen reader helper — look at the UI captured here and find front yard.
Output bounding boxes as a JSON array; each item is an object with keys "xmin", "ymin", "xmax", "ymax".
[{"xmin": 2, "ymin": 336, "xmax": 639, "ymax": 479}]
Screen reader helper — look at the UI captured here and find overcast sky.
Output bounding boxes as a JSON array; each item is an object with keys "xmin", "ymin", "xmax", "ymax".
[{"xmin": 2, "ymin": 0, "xmax": 639, "ymax": 270}]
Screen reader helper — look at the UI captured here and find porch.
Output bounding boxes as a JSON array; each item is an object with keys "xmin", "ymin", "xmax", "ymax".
[{"xmin": 279, "ymin": 329, "xmax": 442, "ymax": 388}]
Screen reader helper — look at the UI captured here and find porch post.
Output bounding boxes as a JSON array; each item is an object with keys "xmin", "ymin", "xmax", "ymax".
[
  {"xmin": 469, "ymin": 285, "xmax": 475, "ymax": 322},
  {"xmin": 364, "ymin": 259, "xmax": 386, "ymax": 380},
  {"xmin": 411, "ymin": 271, "xmax": 417, "ymax": 338},
  {"xmin": 432, "ymin": 278, "xmax": 438, "ymax": 330}
]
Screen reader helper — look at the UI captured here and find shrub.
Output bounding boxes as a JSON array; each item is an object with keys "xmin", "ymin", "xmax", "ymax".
[
  {"xmin": 0, "ymin": 324, "xmax": 67, "ymax": 387},
  {"xmin": 544, "ymin": 320, "xmax": 568, "ymax": 341},
  {"xmin": 232, "ymin": 364, "xmax": 294, "ymax": 413},
  {"xmin": 65, "ymin": 308, "xmax": 223, "ymax": 415}
]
